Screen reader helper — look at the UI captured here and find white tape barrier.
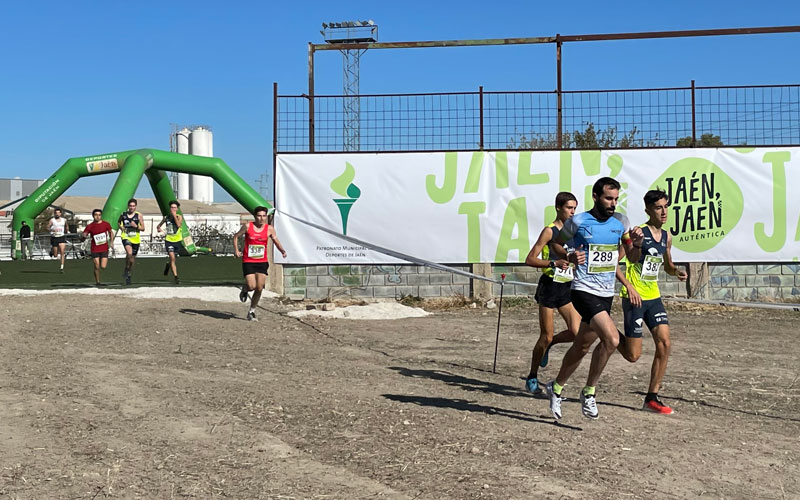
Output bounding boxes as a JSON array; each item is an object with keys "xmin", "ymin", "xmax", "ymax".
[
  {"xmin": 277, "ymin": 210, "xmax": 800, "ymax": 312},
  {"xmin": 277, "ymin": 209, "xmax": 535, "ymax": 288},
  {"xmin": 664, "ymin": 297, "xmax": 800, "ymax": 312}
]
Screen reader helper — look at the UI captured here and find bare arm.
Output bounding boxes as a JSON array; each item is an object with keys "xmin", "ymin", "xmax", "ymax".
[
  {"xmin": 616, "ymin": 245, "xmax": 642, "ymax": 307},
  {"xmin": 524, "ymin": 227, "xmax": 568, "ymax": 269},
  {"xmin": 555, "ymin": 218, "xmax": 585, "ymax": 266},
  {"xmin": 137, "ymin": 212, "xmax": 145, "ymax": 232},
  {"xmin": 623, "ymin": 226, "xmax": 644, "ymax": 264},
  {"xmin": 664, "ymin": 233, "xmax": 687, "ymax": 281},
  {"xmin": 269, "ymin": 226, "xmax": 287, "ymax": 258},
  {"xmin": 232, "ymin": 224, "xmax": 247, "ymax": 257}
]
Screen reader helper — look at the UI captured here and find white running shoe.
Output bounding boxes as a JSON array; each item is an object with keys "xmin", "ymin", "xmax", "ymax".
[
  {"xmin": 580, "ymin": 392, "xmax": 599, "ymax": 419},
  {"xmin": 247, "ymin": 310, "xmax": 258, "ymax": 322},
  {"xmin": 545, "ymin": 381, "xmax": 562, "ymax": 420}
]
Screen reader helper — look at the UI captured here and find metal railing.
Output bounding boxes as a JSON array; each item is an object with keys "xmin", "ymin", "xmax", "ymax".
[{"xmin": 276, "ymin": 83, "xmax": 800, "ymax": 153}]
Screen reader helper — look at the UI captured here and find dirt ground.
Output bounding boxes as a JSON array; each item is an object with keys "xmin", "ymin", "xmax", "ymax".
[{"xmin": 1, "ymin": 292, "xmax": 798, "ymax": 499}]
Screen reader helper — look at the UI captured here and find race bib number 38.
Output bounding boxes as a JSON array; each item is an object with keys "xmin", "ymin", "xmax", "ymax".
[
  {"xmin": 587, "ymin": 244, "xmax": 617, "ymax": 274},
  {"xmin": 641, "ymin": 255, "xmax": 663, "ymax": 281}
]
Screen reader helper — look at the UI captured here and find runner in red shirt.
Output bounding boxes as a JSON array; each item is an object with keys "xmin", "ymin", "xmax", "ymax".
[
  {"xmin": 81, "ymin": 209, "xmax": 114, "ymax": 286},
  {"xmin": 233, "ymin": 206, "xmax": 287, "ymax": 321}
]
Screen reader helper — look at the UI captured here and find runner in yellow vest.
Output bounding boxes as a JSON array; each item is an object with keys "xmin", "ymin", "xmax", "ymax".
[
  {"xmin": 118, "ymin": 198, "xmax": 145, "ymax": 285},
  {"xmin": 616, "ymin": 188, "xmax": 687, "ymax": 414},
  {"xmin": 156, "ymin": 200, "xmax": 183, "ymax": 284},
  {"xmin": 523, "ymin": 192, "xmax": 581, "ymax": 395}
]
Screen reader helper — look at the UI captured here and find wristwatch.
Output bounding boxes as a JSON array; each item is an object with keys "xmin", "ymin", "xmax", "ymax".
[{"xmin": 548, "ymin": 260, "xmax": 556, "ymax": 268}]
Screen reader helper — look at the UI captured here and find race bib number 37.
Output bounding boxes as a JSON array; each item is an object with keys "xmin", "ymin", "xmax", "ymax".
[
  {"xmin": 553, "ymin": 264, "xmax": 575, "ymax": 283},
  {"xmin": 587, "ymin": 244, "xmax": 617, "ymax": 274}
]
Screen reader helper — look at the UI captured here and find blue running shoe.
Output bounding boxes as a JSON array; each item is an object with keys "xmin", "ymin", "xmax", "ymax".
[
  {"xmin": 540, "ymin": 345, "xmax": 551, "ymax": 368},
  {"xmin": 525, "ymin": 377, "xmax": 541, "ymax": 395}
]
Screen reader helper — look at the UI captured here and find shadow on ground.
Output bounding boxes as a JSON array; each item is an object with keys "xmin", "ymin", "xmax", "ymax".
[
  {"xmin": 383, "ymin": 393, "xmax": 582, "ymax": 431},
  {"xmin": 179, "ymin": 308, "xmax": 241, "ymax": 320}
]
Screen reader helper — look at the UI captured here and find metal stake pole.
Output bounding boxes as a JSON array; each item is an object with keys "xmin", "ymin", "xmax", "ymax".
[{"xmin": 492, "ymin": 273, "xmax": 506, "ymax": 373}]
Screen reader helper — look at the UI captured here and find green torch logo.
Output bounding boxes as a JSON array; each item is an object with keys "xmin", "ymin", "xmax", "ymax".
[{"xmin": 330, "ymin": 162, "xmax": 361, "ymax": 235}]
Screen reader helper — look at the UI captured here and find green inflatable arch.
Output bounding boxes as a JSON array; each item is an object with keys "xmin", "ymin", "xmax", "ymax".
[{"xmin": 10, "ymin": 149, "xmax": 271, "ymax": 260}]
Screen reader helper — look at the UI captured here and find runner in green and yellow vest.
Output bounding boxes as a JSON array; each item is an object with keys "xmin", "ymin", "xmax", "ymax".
[
  {"xmin": 616, "ymin": 188, "xmax": 687, "ymax": 415},
  {"xmin": 118, "ymin": 198, "xmax": 145, "ymax": 285},
  {"xmin": 156, "ymin": 200, "xmax": 184, "ymax": 284},
  {"xmin": 522, "ymin": 192, "xmax": 581, "ymax": 395}
]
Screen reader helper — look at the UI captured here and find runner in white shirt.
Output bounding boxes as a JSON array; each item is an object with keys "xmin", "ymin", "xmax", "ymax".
[{"xmin": 48, "ymin": 208, "xmax": 69, "ymax": 273}]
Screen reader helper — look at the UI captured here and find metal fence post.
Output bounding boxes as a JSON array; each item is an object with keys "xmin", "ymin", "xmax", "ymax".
[
  {"xmin": 308, "ymin": 43, "xmax": 315, "ymax": 153},
  {"xmin": 273, "ymin": 82, "xmax": 278, "ymax": 200},
  {"xmin": 556, "ymin": 35, "xmax": 563, "ymax": 149},
  {"xmin": 479, "ymin": 86, "xmax": 484, "ymax": 150},
  {"xmin": 691, "ymin": 79, "xmax": 697, "ymax": 147}
]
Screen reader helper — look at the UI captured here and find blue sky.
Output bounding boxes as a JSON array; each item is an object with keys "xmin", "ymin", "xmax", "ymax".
[{"xmin": 2, "ymin": 1, "xmax": 800, "ymax": 201}]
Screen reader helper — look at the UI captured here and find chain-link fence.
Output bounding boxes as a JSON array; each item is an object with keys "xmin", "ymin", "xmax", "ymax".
[{"xmin": 277, "ymin": 83, "xmax": 800, "ymax": 152}]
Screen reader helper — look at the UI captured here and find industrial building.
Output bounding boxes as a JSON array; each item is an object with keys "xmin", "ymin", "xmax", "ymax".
[
  {"xmin": 172, "ymin": 126, "xmax": 215, "ymax": 203},
  {"xmin": 0, "ymin": 178, "xmax": 45, "ymax": 201}
]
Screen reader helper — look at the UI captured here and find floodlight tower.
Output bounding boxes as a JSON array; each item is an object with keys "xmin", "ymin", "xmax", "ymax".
[{"xmin": 321, "ymin": 20, "xmax": 378, "ymax": 151}]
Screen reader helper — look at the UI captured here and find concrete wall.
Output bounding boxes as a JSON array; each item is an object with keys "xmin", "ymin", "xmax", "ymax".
[
  {"xmin": 708, "ymin": 263, "xmax": 800, "ymax": 302},
  {"xmin": 279, "ymin": 262, "xmax": 800, "ymax": 303},
  {"xmin": 284, "ymin": 264, "xmax": 474, "ymax": 300},
  {"xmin": 281, "ymin": 263, "xmax": 691, "ymax": 301}
]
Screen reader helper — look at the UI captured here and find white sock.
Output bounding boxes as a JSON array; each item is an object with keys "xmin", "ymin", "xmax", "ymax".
[{"xmin": 249, "ymin": 307, "xmax": 255, "ymax": 313}]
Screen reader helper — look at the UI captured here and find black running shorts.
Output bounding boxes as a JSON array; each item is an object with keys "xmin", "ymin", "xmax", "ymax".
[
  {"xmin": 242, "ymin": 262, "xmax": 269, "ymax": 276},
  {"xmin": 571, "ymin": 289, "xmax": 614, "ymax": 324},
  {"xmin": 534, "ymin": 274, "xmax": 572, "ymax": 309}
]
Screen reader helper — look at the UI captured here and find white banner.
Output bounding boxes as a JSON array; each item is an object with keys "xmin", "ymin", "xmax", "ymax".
[{"xmin": 275, "ymin": 148, "xmax": 800, "ymax": 264}]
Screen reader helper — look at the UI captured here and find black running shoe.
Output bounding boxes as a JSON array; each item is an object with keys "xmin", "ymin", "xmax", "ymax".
[{"xmin": 239, "ymin": 287, "xmax": 249, "ymax": 303}]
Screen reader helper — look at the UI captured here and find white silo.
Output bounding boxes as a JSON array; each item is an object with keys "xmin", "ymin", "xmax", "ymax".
[
  {"xmin": 176, "ymin": 128, "xmax": 191, "ymax": 200},
  {"xmin": 189, "ymin": 126, "xmax": 214, "ymax": 203}
]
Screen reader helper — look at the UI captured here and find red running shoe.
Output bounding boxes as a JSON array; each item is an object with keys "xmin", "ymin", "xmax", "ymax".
[{"xmin": 643, "ymin": 398, "xmax": 674, "ymax": 415}]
